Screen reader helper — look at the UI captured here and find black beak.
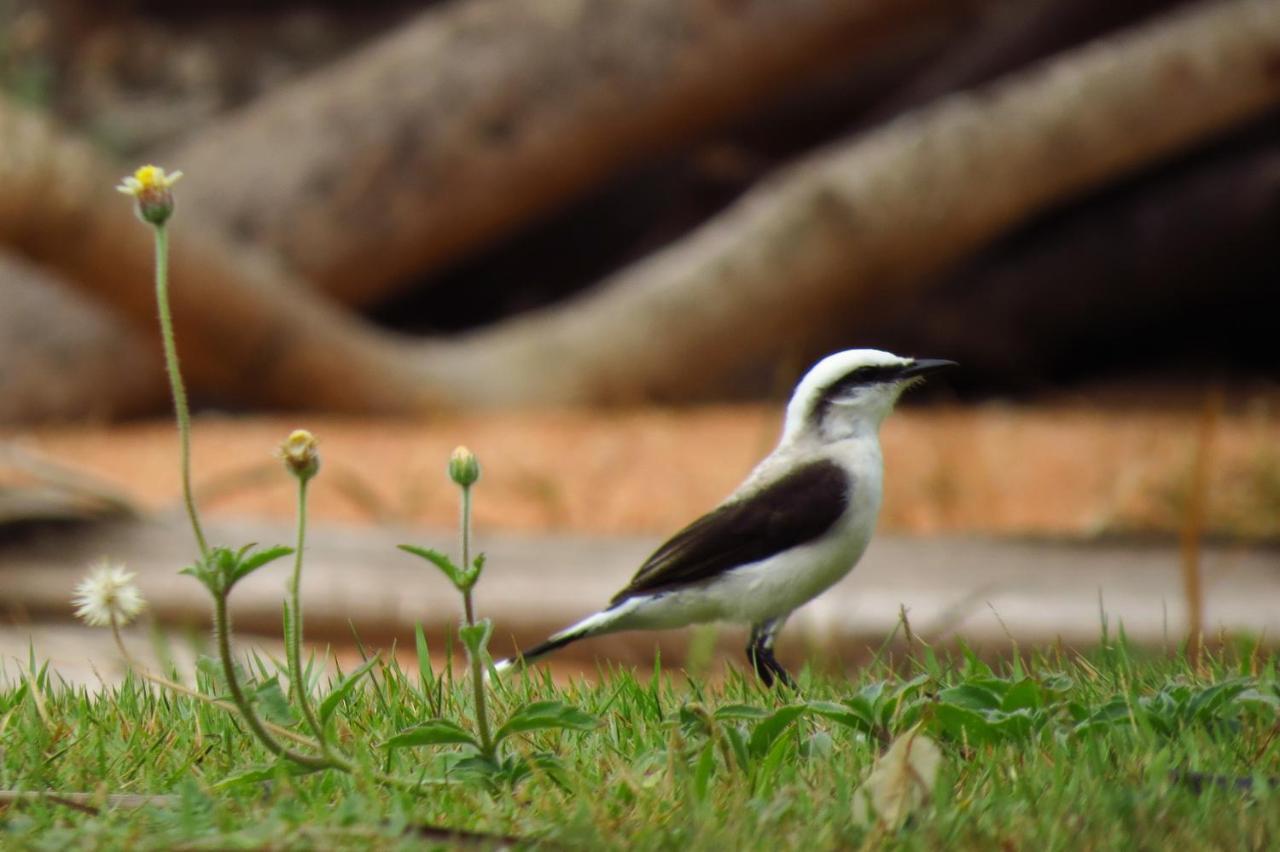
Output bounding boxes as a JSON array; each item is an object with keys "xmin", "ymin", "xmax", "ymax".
[{"xmin": 899, "ymin": 358, "xmax": 958, "ymax": 379}]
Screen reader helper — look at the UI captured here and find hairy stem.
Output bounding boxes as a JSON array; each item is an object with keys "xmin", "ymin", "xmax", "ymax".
[
  {"xmin": 152, "ymin": 224, "xmax": 208, "ymax": 558},
  {"xmin": 110, "ymin": 618, "xmax": 317, "ymax": 748},
  {"xmin": 286, "ymin": 477, "xmax": 331, "ymax": 754},
  {"xmin": 460, "ymin": 485, "xmax": 475, "ymax": 625},
  {"xmin": 459, "ymin": 482, "xmax": 492, "ymax": 756},
  {"xmin": 213, "ymin": 592, "xmax": 333, "ymax": 770}
]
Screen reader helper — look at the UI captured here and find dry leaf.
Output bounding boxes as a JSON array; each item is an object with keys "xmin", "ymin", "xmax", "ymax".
[{"xmin": 851, "ymin": 724, "xmax": 943, "ymax": 830}]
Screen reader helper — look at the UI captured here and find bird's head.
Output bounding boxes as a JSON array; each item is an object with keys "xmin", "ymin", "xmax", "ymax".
[{"xmin": 781, "ymin": 349, "xmax": 956, "ymax": 444}]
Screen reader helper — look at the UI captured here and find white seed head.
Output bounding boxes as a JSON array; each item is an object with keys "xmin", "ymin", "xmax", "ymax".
[{"xmin": 72, "ymin": 560, "xmax": 146, "ymax": 627}]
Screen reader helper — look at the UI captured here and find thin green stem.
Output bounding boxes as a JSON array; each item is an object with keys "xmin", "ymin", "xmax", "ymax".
[
  {"xmin": 110, "ymin": 618, "xmax": 318, "ymax": 748},
  {"xmin": 286, "ymin": 477, "xmax": 332, "ymax": 755},
  {"xmin": 469, "ymin": 644, "xmax": 494, "ymax": 757},
  {"xmin": 152, "ymin": 224, "xmax": 208, "ymax": 558},
  {"xmin": 213, "ymin": 592, "xmax": 333, "ymax": 770},
  {"xmin": 460, "ymin": 485, "xmax": 474, "ymax": 625},
  {"xmin": 458, "ymin": 483, "xmax": 493, "ymax": 756}
]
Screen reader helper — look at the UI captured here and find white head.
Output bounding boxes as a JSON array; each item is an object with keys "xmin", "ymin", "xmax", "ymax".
[{"xmin": 781, "ymin": 349, "xmax": 956, "ymax": 444}]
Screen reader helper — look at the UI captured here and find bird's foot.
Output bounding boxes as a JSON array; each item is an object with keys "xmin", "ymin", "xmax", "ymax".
[{"xmin": 747, "ymin": 643, "xmax": 797, "ymax": 690}]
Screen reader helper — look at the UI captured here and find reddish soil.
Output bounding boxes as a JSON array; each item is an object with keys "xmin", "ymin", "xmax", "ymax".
[{"xmin": 6, "ymin": 402, "xmax": 1279, "ymax": 540}]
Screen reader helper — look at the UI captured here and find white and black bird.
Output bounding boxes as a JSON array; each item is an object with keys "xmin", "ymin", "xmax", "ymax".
[{"xmin": 495, "ymin": 349, "xmax": 955, "ymax": 687}]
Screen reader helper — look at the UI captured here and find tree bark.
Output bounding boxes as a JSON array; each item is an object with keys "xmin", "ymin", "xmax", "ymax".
[{"xmin": 160, "ymin": 0, "xmax": 975, "ymax": 307}]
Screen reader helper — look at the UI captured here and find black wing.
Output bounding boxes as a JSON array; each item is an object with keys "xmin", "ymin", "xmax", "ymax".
[{"xmin": 610, "ymin": 459, "xmax": 850, "ymax": 605}]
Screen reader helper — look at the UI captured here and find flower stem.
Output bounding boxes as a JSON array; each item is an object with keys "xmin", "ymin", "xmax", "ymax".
[
  {"xmin": 286, "ymin": 476, "xmax": 332, "ymax": 754},
  {"xmin": 460, "ymin": 485, "xmax": 475, "ymax": 624},
  {"xmin": 458, "ymin": 483, "xmax": 493, "ymax": 756},
  {"xmin": 213, "ymin": 592, "xmax": 333, "ymax": 770},
  {"xmin": 152, "ymin": 224, "xmax": 208, "ymax": 559},
  {"xmin": 110, "ymin": 618, "xmax": 317, "ymax": 748}
]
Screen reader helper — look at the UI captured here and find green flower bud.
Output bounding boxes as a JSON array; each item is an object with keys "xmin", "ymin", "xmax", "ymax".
[{"xmin": 448, "ymin": 445, "xmax": 480, "ymax": 487}]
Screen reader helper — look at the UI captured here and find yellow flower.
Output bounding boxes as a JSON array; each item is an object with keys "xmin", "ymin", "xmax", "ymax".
[
  {"xmin": 72, "ymin": 560, "xmax": 147, "ymax": 628},
  {"xmin": 116, "ymin": 164, "xmax": 183, "ymax": 225}
]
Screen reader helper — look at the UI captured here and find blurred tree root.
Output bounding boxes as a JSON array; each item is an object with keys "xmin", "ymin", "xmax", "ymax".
[
  {"xmin": 0, "ymin": 0, "xmax": 1278, "ymax": 412},
  {"xmin": 870, "ymin": 123, "xmax": 1280, "ymax": 387},
  {"xmin": 0, "ymin": 251, "xmax": 163, "ymax": 422},
  {"xmin": 161, "ymin": 0, "xmax": 970, "ymax": 308}
]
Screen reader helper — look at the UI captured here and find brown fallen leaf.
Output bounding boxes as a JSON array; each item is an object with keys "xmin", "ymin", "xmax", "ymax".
[{"xmin": 851, "ymin": 723, "xmax": 943, "ymax": 831}]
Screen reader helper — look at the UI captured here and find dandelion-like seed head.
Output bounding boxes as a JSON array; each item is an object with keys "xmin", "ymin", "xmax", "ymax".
[
  {"xmin": 116, "ymin": 164, "xmax": 183, "ymax": 225},
  {"xmin": 72, "ymin": 560, "xmax": 146, "ymax": 628},
  {"xmin": 277, "ymin": 429, "xmax": 321, "ymax": 482}
]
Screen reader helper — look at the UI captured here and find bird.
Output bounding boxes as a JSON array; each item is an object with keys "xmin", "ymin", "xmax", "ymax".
[{"xmin": 494, "ymin": 349, "xmax": 956, "ymax": 687}]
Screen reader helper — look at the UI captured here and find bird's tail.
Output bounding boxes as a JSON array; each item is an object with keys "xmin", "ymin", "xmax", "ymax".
[{"xmin": 492, "ymin": 604, "xmax": 632, "ymax": 675}]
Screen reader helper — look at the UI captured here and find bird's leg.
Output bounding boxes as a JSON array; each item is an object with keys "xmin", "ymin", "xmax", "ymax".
[{"xmin": 747, "ymin": 617, "xmax": 795, "ymax": 689}]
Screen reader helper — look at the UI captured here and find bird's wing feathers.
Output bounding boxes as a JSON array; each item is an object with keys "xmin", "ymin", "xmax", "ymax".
[{"xmin": 610, "ymin": 459, "xmax": 850, "ymax": 605}]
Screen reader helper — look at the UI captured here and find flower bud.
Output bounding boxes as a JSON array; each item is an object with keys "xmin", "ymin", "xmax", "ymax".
[
  {"xmin": 278, "ymin": 429, "xmax": 320, "ymax": 482},
  {"xmin": 116, "ymin": 164, "xmax": 183, "ymax": 225},
  {"xmin": 448, "ymin": 445, "xmax": 480, "ymax": 487}
]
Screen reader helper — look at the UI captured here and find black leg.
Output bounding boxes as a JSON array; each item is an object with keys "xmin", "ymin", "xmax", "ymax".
[{"xmin": 747, "ymin": 618, "xmax": 796, "ymax": 689}]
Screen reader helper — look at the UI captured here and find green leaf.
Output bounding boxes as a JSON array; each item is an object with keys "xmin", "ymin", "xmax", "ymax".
[
  {"xmin": 678, "ymin": 704, "xmax": 713, "ymax": 737},
  {"xmin": 459, "ymin": 619, "xmax": 494, "ymax": 658},
  {"xmin": 494, "ymin": 700, "xmax": 599, "ymax": 744},
  {"xmin": 459, "ymin": 553, "xmax": 487, "ymax": 590},
  {"xmin": 230, "ymin": 545, "xmax": 294, "ymax": 588},
  {"xmin": 806, "ymin": 700, "xmax": 866, "ymax": 732},
  {"xmin": 414, "ymin": 623, "xmax": 435, "ymax": 696},
  {"xmin": 1074, "ymin": 698, "xmax": 1133, "ymax": 735},
  {"xmin": 938, "ymin": 683, "xmax": 1003, "ymax": 712},
  {"xmin": 722, "ymin": 725, "xmax": 751, "ymax": 773},
  {"xmin": 179, "ymin": 561, "xmax": 221, "ymax": 596},
  {"xmin": 252, "ymin": 676, "xmax": 296, "ymax": 726},
  {"xmin": 1001, "ymin": 678, "xmax": 1043, "ymax": 713},
  {"xmin": 748, "ymin": 704, "xmax": 808, "ymax": 758},
  {"xmin": 932, "ymin": 703, "xmax": 998, "ymax": 746},
  {"xmin": 1041, "ymin": 672, "xmax": 1074, "ymax": 693},
  {"xmin": 1236, "ymin": 688, "xmax": 1280, "ymax": 713},
  {"xmin": 319, "ymin": 656, "xmax": 381, "ymax": 729},
  {"xmin": 384, "ymin": 719, "xmax": 479, "ymax": 751},
  {"xmin": 755, "ymin": 731, "xmax": 793, "ymax": 792},
  {"xmin": 213, "ymin": 761, "xmax": 320, "ymax": 789},
  {"xmin": 398, "ymin": 544, "xmax": 463, "ymax": 587},
  {"xmin": 692, "ymin": 742, "xmax": 715, "ymax": 803},
  {"xmin": 713, "ymin": 704, "xmax": 771, "ymax": 722},
  {"xmin": 520, "ymin": 751, "xmax": 571, "ymax": 789},
  {"xmin": 1188, "ymin": 678, "xmax": 1252, "ymax": 722},
  {"xmin": 801, "ymin": 730, "xmax": 834, "ymax": 760},
  {"xmin": 986, "ymin": 707, "xmax": 1037, "ymax": 740}
]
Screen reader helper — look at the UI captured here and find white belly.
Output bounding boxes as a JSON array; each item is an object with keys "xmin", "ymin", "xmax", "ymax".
[
  {"xmin": 619, "ymin": 477, "xmax": 881, "ymax": 629},
  {"xmin": 610, "ymin": 437, "xmax": 885, "ymax": 631}
]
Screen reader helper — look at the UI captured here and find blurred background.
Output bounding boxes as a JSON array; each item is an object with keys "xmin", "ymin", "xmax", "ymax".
[{"xmin": 2, "ymin": 0, "xmax": 1278, "ymax": 681}]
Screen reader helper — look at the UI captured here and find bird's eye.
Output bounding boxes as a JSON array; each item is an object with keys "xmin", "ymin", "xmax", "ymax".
[{"xmin": 842, "ymin": 365, "xmax": 897, "ymax": 385}]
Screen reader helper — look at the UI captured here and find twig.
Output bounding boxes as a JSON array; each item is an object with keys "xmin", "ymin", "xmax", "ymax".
[
  {"xmin": 0, "ymin": 790, "xmax": 178, "ymax": 813},
  {"xmin": 1180, "ymin": 387, "xmax": 1222, "ymax": 672}
]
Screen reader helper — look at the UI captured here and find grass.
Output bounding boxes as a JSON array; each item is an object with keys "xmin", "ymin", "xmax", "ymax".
[{"xmin": 3, "ymin": 632, "xmax": 1279, "ymax": 850}]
